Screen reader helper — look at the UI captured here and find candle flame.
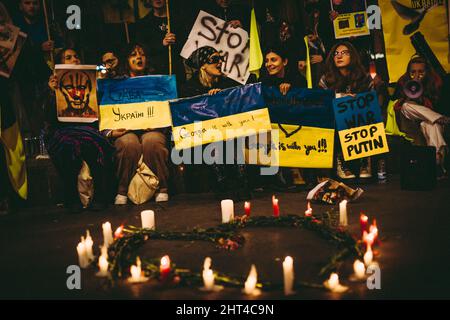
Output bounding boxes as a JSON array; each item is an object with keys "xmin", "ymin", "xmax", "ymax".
[
  {"xmin": 360, "ymin": 213, "xmax": 368, "ymax": 222},
  {"xmin": 161, "ymin": 255, "xmax": 170, "ymax": 268},
  {"xmin": 305, "ymin": 202, "xmax": 312, "ymax": 217},
  {"xmin": 244, "ymin": 265, "xmax": 258, "ymax": 294},
  {"xmin": 114, "ymin": 225, "xmax": 124, "ymax": 239}
]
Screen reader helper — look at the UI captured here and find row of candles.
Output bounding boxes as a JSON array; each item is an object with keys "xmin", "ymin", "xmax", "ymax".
[{"xmin": 76, "ymin": 199, "xmax": 380, "ymax": 294}]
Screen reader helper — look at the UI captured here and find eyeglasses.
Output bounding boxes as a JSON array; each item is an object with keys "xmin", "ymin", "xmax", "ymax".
[
  {"xmin": 207, "ymin": 55, "xmax": 223, "ymax": 64},
  {"xmin": 409, "ymin": 70, "xmax": 425, "ymax": 79},
  {"xmin": 333, "ymin": 50, "xmax": 350, "ymax": 57}
]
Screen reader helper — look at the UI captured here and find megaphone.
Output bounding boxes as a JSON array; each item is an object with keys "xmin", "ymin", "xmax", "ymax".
[{"xmin": 403, "ymin": 79, "xmax": 423, "ymax": 99}]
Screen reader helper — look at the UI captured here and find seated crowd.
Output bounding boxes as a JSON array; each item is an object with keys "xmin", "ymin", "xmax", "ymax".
[{"xmin": 1, "ymin": 0, "xmax": 449, "ymax": 214}]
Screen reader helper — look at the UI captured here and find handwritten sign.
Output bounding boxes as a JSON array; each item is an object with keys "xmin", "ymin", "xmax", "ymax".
[
  {"xmin": 170, "ymin": 83, "xmax": 270, "ymax": 149},
  {"xmin": 180, "ymin": 10, "xmax": 250, "ymax": 84},
  {"xmin": 339, "ymin": 123, "xmax": 389, "ymax": 161},
  {"xmin": 55, "ymin": 65, "xmax": 99, "ymax": 123},
  {"xmin": 333, "ymin": 91, "xmax": 388, "ymax": 160},
  {"xmin": 333, "ymin": 91, "xmax": 382, "ymax": 131},
  {"xmin": 97, "ymin": 75, "xmax": 177, "ymax": 130},
  {"xmin": 244, "ymin": 125, "xmax": 335, "ymax": 168}
]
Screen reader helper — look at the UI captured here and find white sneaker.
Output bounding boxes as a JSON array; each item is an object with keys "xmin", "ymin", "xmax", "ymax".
[
  {"xmin": 114, "ymin": 194, "xmax": 128, "ymax": 205},
  {"xmin": 155, "ymin": 192, "xmax": 169, "ymax": 202}
]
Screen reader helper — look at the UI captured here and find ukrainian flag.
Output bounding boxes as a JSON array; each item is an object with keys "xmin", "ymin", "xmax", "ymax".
[
  {"xmin": 249, "ymin": 8, "xmax": 263, "ymax": 79},
  {"xmin": 0, "ymin": 79, "xmax": 27, "ymax": 200}
]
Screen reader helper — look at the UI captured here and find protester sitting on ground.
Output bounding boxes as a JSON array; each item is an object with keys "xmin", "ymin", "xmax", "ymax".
[
  {"xmin": 106, "ymin": 43, "xmax": 170, "ymax": 205},
  {"xmin": 393, "ymin": 56, "xmax": 450, "ymax": 178},
  {"xmin": 259, "ymin": 46, "xmax": 309, "ymax": 190},
  {"xmin": 45, "ymin": 48, "xmax": 114, "ymax": 213},
  {"xmin": 180, "ymin": 46, "xmax": 250, "ymax": 201},
  {"xmin": 319, "ymin": 41, "xmax": 377, "ymax": 180}
]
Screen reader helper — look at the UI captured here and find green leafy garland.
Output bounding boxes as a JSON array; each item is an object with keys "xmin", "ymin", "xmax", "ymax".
[{"xmin": 107, "ymin": 211, "xmax": 364, "ymax": 291}]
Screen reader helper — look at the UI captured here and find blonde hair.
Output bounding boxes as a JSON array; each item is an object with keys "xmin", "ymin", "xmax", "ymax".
[{"xmin": 199, "ymin": 66, "xmax": 219, "ymax": 88}]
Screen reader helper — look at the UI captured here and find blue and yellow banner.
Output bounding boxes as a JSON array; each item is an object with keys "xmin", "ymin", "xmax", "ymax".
[
  {"xmin": 97, "ymin": 75, "xmax": 177, "ymax": 131},
  {"xmin": 263, "ymin": 86, "xmax": 336, "ymax": 129},
  {"xmin": 170, "ymin": 83, "xmax": 271, "ymax": 149}
]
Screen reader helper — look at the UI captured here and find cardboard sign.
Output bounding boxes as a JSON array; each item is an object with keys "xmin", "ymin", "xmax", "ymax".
[
  {"xmin": 331, "ymin": 0, "xmax": 370, "ymax": 39},
  {"xmin": 333, "ymin": 91, "xmax": 382, "ymax": 131},
  {"xmin": 55, "ymin": 65, "xmax": 99, "ymax": 123},
  {"xmin": 180, "ymin": 10, "xmax": 250, "ymax": 84},
  {"xmin": 170, "ymin": 83, "xmax": 270, "ymax": 149},
  {"xmin": 98, "ymin": 75, "xmax": 177, "ymax": 131},
  {"xmin": 339, "ymin": 123, "xmax": 389, "ymax": 161}
]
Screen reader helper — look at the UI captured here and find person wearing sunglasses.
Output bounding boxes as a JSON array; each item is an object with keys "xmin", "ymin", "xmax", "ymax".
[
  {"xmin": 181, "ymin": 46, "xmax": 237, "ymax": 97},
  {"xmin": 181, "ymin": 46, "xmax": 250, "ymax": 201},
  {"xmin": 319, "ymin": 41, "xmax": 377, "ymax": 181}
]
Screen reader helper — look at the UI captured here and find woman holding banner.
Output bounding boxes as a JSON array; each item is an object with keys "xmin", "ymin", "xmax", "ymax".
[
  {"xmin": 319, "ymin": 41, "xmax": 376, "ymax": 180},
  {"xmin": 45, "ymin": 48, "xmax": 114, "ymax": 213},
  {"xmin": 181, "ymin": 45, "xmax": 250, "ymax": 200},
  {"xmin": 108, "ymin": 43, "xmax": 170, "ymax": 204}
]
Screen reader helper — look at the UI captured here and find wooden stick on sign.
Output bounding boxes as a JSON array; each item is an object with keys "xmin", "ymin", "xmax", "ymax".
[
  {"xmin": 42, "ymin": 0, "xmax": 54, "ymax": 68},
  {"xmin": 166, "ymin": 0, "xmax": 172, "ymax": 75}
]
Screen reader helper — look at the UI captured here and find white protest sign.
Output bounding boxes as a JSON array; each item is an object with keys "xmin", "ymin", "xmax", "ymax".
[{"xmin": 180, "ymin": 10, "xmax": 250, "ymax": 85}]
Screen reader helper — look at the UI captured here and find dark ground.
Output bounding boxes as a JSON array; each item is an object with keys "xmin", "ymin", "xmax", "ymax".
[{"xmin": 1, "ymin": 175, "xmax": 450, "ymax": 300}]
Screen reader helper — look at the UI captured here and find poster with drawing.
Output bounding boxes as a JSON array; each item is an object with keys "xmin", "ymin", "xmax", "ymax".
[
  {"xmin": 55, "ymin": 64, "xmax": 99, "ymax": 123},
  {"xmin": 180, "ymin": 10, "xmax": 250, "ymax": 84},
  {"xmin": 0, "ymin": 31, "xmax": 26, "ymax": 79}
]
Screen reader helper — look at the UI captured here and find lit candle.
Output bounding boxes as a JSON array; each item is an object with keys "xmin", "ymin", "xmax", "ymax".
[
  {"xmin": 160, "ymin": 255, "xmax": 171, "ymax": 281},
  {"xmin": 283, "ymin": 256, "xmax": 295, "ymax": 296},
  {"xmin": 324, "ymin": 273, "xmax": 348, "ymax": 293},
  {"xmin": 221, "ymin": 199, "xmax": 234, "ymax": 223},
  {"xmin": 244, "ymin": 202, "xmax": 251, "ymax": 217},
  {"xmin": 305, "ymin": 202, "xmax": 313, "ymax": 217},
  {"xmin": 102, "ymin": 222, "xmax": 114, "ymax": 248},
  {"xmin": 141, "ymin": 210, "xmax": 155, "ymax": 230},
  {"xmin": 203, "ymin": 269, "xmax": 214, "ymax": 290},
  {"xmin": 353, "ymin": 260, "xmax": 366, "ymax": 280},
  {"xmin": 339, "ymin": 200, "xmax": 348, "ymax": 227},
  {"xmin": 243, "ymin": 264, "xmax": 261, "ymax": 296},
  {"xmin": 85, "ymin": 230, "xmax": 94, "ymax": 261},
  {"xmin": 364, "ymin": 245, "xmax": 373, "ymax": 266},
  {"xmin": 128, "ymin": 256, "xmax": 148, "ymax": 283},
  {"xmin": 76, "ymin": 237, "xmax": 89, "ymax": 268},
  {"xmin": 272, "ymin": 196, "xmax": 280, "ymax": 218},
  {"xmin": 96, "ymin": 245, "xmax": 109, "ymax": 277},
  {"xmin": 360, "ymin": 213, "xmax": 368, "ymax": 237}
]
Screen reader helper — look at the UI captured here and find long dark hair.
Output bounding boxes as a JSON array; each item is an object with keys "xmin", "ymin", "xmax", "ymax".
[
  {"xmin": 397, "ymin": 56, "xmax": 442, "ymax": 104},
  {"xmin": 322, "ymin": 41, "xmax": 369, "ymax": 93},
  {"xmin": 261, "ymin": 46, "xmax": 291, "ymax": 79},
  {"xmin": 120, "ymin": 43, "xmax": 155, "ymax": 76}
]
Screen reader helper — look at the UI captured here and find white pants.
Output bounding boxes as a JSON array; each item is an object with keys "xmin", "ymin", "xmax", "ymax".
[{"xmin": 401, "ymin": 103, "xmax": 447, "ymax": 162}]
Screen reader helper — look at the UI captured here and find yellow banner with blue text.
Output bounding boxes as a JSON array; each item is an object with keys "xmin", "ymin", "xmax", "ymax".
[{"xmin": 172, "ymin": 108, "xmax": 272, "ymax": 150}]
